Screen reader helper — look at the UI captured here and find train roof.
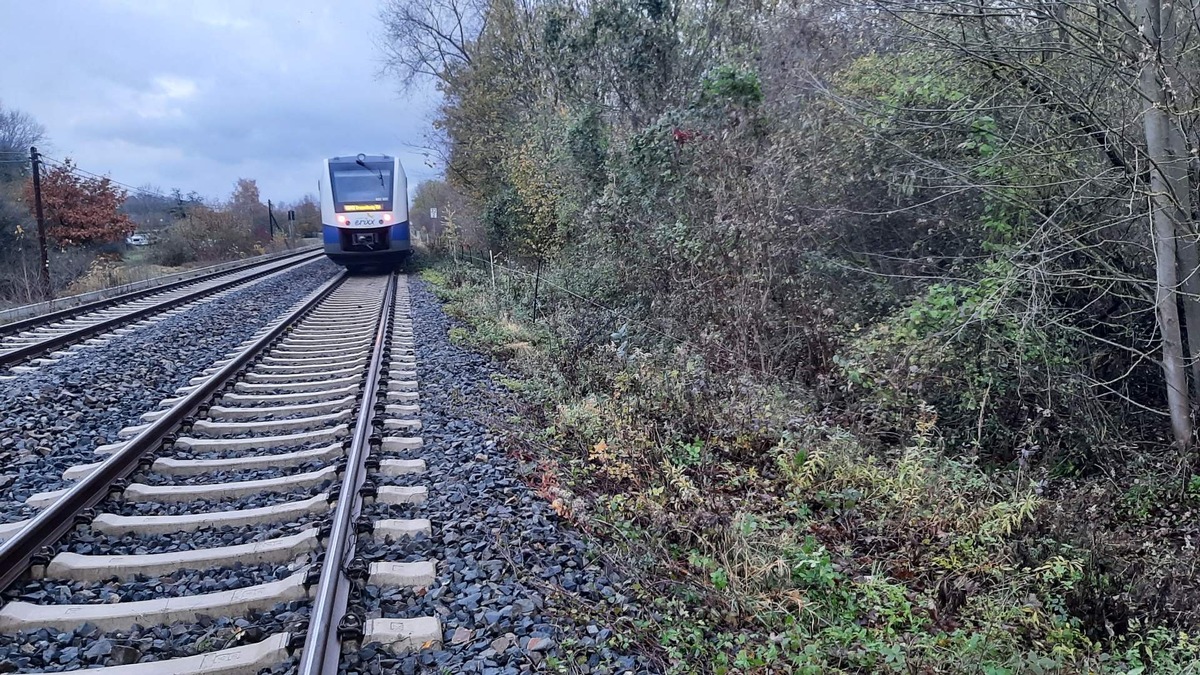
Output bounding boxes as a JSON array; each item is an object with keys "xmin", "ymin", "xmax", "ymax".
[{"xmin": 328, "ymin": 154, "xmax": 394, "ymax": 162}]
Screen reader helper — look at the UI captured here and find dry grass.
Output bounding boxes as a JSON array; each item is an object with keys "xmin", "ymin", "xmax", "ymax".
[{"xmin": 63, "ymin": 255, "xmax": 189, "ymax": 295}]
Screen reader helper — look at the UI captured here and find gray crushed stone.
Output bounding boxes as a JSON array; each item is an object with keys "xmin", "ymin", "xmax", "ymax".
[
  {"xmin": 0, "ymin": 260, "xmax": 341, "ymax": 522},
  {"xmin": 336, "ymin": 277, "xmax": 652, "ymax": 674}
]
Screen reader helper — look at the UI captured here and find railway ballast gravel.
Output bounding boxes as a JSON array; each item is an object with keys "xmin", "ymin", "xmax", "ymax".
[
  {"xmin": 341, "ymin": 279, "xmax": 651, "ymax": 675},
  {"xmin": 0, "ymin": 259, "xmax": 341, "ymax": 523},
  {"xmin": 0, "ymin": 269, "xmax": 652, "ymax": 674},
  {"xmin": 0, "ymin": 271, "xmax": 384, "ymax": 672}
]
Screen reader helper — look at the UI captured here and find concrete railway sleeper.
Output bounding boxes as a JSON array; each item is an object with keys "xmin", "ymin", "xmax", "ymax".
[
  {"xmin": 0, "ymin": 272, "xmax": 440, "ymax": 673},
  {"xmin": 0, "ymin": 247, "xmax": 325, "ymax": 375}
]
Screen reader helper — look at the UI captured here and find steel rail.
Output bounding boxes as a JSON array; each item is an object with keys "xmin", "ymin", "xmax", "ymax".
[
  {"xmin": 0, "ymin": 247, "xmax": 321, "ymax": 336},
  {"xmin": 297, "ymin": 272, "xmax": 396, "ymax": 675},
  {"xmin": 0, "ymin": 270, "xmax": 348, "ymax": 592},
  {"xmin": 0, "ymin": 248, "xmax": 326, "ymax": 368}
]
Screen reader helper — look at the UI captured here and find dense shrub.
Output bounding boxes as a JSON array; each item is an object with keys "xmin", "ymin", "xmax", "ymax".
[
  {"xmin": 391, "ymin": 0, "xmax": 1200, "ymax": 669},
  {"xmin": 150, "ymin": 207, "xmax": 261, "ymax": 266}
]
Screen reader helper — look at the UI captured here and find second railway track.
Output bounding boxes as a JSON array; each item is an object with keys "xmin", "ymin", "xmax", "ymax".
[
  {"xmin": 0, "ymin": 247, "xmax": 326, "ymax": 374},
  {"xmin": 0, "ymin": 271, "xmax": 439, "ymax": 673}
]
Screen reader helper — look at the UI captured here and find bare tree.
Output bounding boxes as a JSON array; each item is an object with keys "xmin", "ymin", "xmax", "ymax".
[
  {"xmin": 378, "ymin": 0, "xmax": 487, "ymax": 89},
  {"xmin": 854, "ymin": 0, "xmax": 1200, "ymax": 446},
  {"xmin": 1136, "ymin": 0, "xmax": 1193, "ymax": 444},
  {"xmin": 1131, "ymin": 0, "xmax": 1196, "ymax": 443},
  {"xmin": 0, "ymin": 101, "xmax": 45, "ymax": 156}
]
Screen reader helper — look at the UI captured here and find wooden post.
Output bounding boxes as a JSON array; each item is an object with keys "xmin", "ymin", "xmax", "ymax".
[{"xmin": 29, "ymin": 146, "xmax": 51, "ymax": 301}]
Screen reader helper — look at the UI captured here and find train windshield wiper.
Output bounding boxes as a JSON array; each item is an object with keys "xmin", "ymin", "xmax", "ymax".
[{"xmin": 355, "ymin": 156, "xmax": 385, "ymax": 187}]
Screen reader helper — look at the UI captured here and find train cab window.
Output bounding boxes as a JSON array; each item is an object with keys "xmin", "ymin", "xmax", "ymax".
[{"xmin": 330, "ymin": 163, "xmax": 394, "ymax": 210}]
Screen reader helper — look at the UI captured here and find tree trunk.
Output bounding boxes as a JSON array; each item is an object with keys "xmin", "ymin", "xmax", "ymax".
[
  {"xmin": 1155, "ymin": 0, "xmax": 1200, "ymax": 394},
  {"xmin": 1173, "ymin": 178, "xmax": 1200, "ymax": 396},
  {"xmin": 1139, "ymin": 0, "xmax": 1194, "ymax": 446}
]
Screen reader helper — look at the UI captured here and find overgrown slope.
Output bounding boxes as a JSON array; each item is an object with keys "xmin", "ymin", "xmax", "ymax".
[{"xmin": 382, "ymin": 0, "xmax": 1200, "ymax": 670}]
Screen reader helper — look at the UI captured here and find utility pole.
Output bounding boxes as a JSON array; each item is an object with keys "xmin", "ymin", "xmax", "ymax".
[
  {"xmin": 29, "ymin": 146, "xmax": 51, "ymax": 301},
  {"xmin": 267, "ymin": 199, "xmax": 275, "ymax": 239}
]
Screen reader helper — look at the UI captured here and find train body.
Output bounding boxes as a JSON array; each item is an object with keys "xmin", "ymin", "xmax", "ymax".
[{"xmin": 319, "ymin": 154, "xmax": 409, "ymax": 269}]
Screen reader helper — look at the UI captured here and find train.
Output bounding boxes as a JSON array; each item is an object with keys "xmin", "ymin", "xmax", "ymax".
[{"xmin": 319, "ymin": 154, "xmax": 410, "ymax": 270}]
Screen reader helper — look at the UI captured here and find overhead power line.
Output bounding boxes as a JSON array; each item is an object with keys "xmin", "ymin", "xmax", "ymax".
[
  {"xmin": 26, "ymin": 153, "xmax": 211, "ymax": 234},
  {"xmin": 37, "ymin": 154, "xmax": 179, "ymax": 201}
]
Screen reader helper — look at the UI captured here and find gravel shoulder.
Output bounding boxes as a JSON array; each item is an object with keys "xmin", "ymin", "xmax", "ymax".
[{"xmin": 343, "ymin": 277, "xmax": 656, "ymax": 675}]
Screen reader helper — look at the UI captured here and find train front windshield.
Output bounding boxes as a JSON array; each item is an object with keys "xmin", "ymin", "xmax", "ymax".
[{"xmin": 330, "ymin": 162, "xmax": 394, "ymax": 211}]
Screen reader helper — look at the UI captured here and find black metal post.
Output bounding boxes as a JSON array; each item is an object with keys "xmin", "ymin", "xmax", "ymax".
[
  {"xmin": 30, "ymin": 146, "xmax": 51, "ymax": 300},
  {"xmin": 267, "ymin": 199, "xmax": 276, "ymax": 238}
]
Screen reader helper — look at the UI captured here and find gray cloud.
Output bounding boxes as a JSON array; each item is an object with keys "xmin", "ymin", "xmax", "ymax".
[{"xmin": 0, "ymin": 0, "xmax": 439, "ymax": 202}]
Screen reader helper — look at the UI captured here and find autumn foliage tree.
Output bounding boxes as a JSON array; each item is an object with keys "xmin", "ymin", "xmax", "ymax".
[
  {"xmin": 23, "ymin": 159, "xmax": 133, "ymax": 246},
  {"xmin": 230, "ymin": 178, "xmax": 269, "ymax": 239},
  {"xmin": 290, "ymin": 195, "xmax": 321, "ymax": 237}
]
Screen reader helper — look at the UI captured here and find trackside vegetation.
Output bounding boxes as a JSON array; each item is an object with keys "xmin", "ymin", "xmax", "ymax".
[
  {"xmin": 382, "ymin": 0, "xmax": 1200, "ymax": 671},
  {"xmin": 421, "ymin": 261, "xmax": 1200, "ymax": 673}
]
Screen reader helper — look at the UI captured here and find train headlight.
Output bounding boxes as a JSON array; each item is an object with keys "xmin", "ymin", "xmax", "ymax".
[
  {"xmin": 337, "ymin": 215, "xmax": 348, "ymax": 224},
  {"xmin": 382, "ymin": 213, "xmax": 392, "ymax": 223}
]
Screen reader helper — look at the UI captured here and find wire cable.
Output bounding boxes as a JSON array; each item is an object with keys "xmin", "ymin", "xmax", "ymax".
[
  {"xmin": 37, "ymin": 154, "xmax": 175, "ymax": 200},
  {"xmin": 32, "ymin": 155, "xmax": 202, "ymax": 233}
]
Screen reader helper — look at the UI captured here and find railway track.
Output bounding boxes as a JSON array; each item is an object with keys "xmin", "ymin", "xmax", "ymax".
[
  {"xmin": 0, "ymin": 271, "xmax": 438, "ymax": 673},
  {"xmin": 0, "ymin": 247, "xmax": 325, "ymax": 374}
]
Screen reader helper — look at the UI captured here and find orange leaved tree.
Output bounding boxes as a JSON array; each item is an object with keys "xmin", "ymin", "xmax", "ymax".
[{"xmin": 24, "ymin": 159, "xmax": 134, "ymax": 246}]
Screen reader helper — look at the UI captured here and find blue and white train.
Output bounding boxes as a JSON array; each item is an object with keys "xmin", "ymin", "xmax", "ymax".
[{"xmin": 319, "ymin": 154, "xmax": 410, "ymax": 270}]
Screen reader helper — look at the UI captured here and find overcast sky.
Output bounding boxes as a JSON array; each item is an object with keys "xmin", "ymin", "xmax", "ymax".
[{"xmin": 0, "ymin": 0, "xmax": 439, "ymax": 204}]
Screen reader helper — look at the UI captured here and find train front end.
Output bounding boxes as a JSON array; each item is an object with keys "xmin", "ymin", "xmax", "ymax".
[{"xmin": 319, "ymin": 154, "xmax": 410, "ymax": 270}]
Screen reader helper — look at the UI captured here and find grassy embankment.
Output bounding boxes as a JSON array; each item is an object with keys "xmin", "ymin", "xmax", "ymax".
[{"xmin": 420, "ymin": 259, "xmax": 1200, "ymax": 675}]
